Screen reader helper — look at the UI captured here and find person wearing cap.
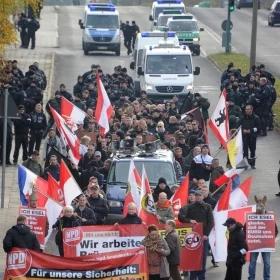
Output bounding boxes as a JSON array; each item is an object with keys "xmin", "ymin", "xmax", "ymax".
[
  {"xmin": 223, "ymin": 218, "xmax": 248, "ymax": 280},
  {"xmin": 88, "ymin": 184, "xmax": 109, "ymax": 224},
  {"xmin": 44, "ymin": 128, "xmax": 63, "ymax": 161},
  {"xmin": 22, "ymin": 150, "xmax": 43, "ymax": 176},
  {"xmin": 178, "ymin": 189, "xmax": 214, "ymax": 279},
  {"xmin": 190, "ymin": 144, "xmax": 213, "ymax": 182},
  {"xmin": 93, "ymin": 151, "xmax": 103, "ymax": 168},
  {"xmin": 153, "ymin": 178, "xmax": 173, "ymax": 203},
  {"xmin": 12, "ymin": 105, "xmax": 31, "ymax": 164}
]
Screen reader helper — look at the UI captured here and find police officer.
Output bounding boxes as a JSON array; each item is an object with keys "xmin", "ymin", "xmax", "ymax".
[
  {"xmin": 17, "ymin": 13, "xmax": 28, "ymax": 48},
  {"xmin": 28, "ymin": 103, "xmax": 47, "ymax": 155},
  {"xmin": 122, "ymin": 21, "xmax": 132, "ymax": 55},
  {"xmin": 131, "ymin": 21, "xmax": 140, "ymax": 50},
  {"xmin": 26, "ymin": 16, "xmax": 40, "ymax": 49},
  {"xmin": 240, "ymin": 104, "xmax": 260, "ymax": 169},
  {"xmin": 13, "ymin": 105, "xmax": 31, "ymax": 164}
]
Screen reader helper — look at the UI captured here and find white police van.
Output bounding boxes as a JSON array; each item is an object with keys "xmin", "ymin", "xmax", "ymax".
[
  {"xmin": 149, "ymin": 0, "xmax": 186, "ymax": 26},
  {"xmin": 130, "ymin": 31, "xmax": 179, "ymax": 74},
  {"xmin": 79, "ymin": 3, "xmax": 121, "ymax": 56},
  {"xmin": 156, "ymin": 9, "xmax": 183, "ymax": 31},
  {"xmin": 137, "ymin": 43, "xmax": 200, "ymax": 100}
]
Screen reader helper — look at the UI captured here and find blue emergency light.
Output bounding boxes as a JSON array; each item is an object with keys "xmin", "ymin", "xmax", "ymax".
[
  {"xmin": 88, "ymin": 3, "xmax": 116, "ymax": 12},
  {"xmin": 157, "ymin": 0, "xmax": 182, "ymax": 4},
  {"xmin": 141, "ymin": 31, "xmax": 176, "ymax": 37}
]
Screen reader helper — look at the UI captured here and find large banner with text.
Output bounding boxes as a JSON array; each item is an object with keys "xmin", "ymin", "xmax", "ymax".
[
  {"xmin": 4, "ymin": 247, "xmax": 147, "ymax": 280},
  {"xmin": 63, "ymin": 223, "xmax": 203, "ymax": 271}
]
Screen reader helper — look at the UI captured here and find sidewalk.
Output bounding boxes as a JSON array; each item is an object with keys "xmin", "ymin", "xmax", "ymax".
[{"xmin": 0, "ymin": 6, "xmax": 58, "ymax": 273}]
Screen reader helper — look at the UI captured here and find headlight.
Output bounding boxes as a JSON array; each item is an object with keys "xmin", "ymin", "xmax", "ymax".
[
  {"xmin": 84, "ymin": 30, "xmax": 92, "ymax": 41},
  {"xmin": 186, "ymin": 85, "xmax": 193, "ymax": 92},
  {"xmin": 108, "ymin": 200, "xmax": 122, "ymax": 207},
  {"xmin": 145, "ymin": 84, "xmax": 153, "ymax": 91},
  {"xmin": 193, "ymin": 37, "xmax": 199, "ymax": 42}
]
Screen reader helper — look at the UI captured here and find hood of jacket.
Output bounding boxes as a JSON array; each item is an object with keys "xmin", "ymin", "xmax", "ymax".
[{"xmin": 12, "ymin": 224, "xmax": 31, "ymax": 235}]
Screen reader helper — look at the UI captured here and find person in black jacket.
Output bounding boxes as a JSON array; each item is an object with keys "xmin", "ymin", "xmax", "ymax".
[
  {"xmin": 17, "ymin": 13, "xmax": 28, "ymax": 48},
  {"xmin": 223, "ymin": 218, "xmax": 248, "ymax": 280},
  {"xmin": 118, "ymin": 202, "xmax": 142, "ymax": 225},
  {"xmin": 3, "ymin": 215, "xmax": 40, "ymax": 253},
  {"xmin": 240, "ymin": 104, "xmax": 260, "ymax": 169},
  {"xmin": 74, "ymin": 194, "xmax": 96, "ymax": 226},
  {"xmin": 13, "ymin": 105, "xmax": 31, "ymax": 164},
  {"xmin": 28, "ymin": 103, "xmax": 47, "ymax": 155},
  {"xmin": 26, "ymin": 16, "xmax": 40, "ymax": 49},
  {"xmin": 153, "ymin": 177, "xmax": 173, "ymax": 203},
  {"xmin": 178, "ymin": 189, "xmax": 214, "ymax": 280},
  {"xmin": 131, "ymin": 21, "xmax": 140, "ymax": 50},
  {"xmin": 53, "ymin": 206, "xmax": 81, "ymax": 256},
  {"xmin": 88, "ymin": 184, "xmax": 109, "ymax": 224},
  {"xmin": 165, "ymin": 220, "xmax": 181, "ymax": 280}
]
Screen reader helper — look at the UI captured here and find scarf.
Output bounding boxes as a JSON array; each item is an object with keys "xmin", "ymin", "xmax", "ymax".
[{"xmin": 142, "ymin": 235, "xmax": 162, "ymax": 252}]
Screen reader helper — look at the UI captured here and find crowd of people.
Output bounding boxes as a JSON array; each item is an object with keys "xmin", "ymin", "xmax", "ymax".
[{"xmin": 1, "ymin": 56, "xmax": 279, "ymax": 280}]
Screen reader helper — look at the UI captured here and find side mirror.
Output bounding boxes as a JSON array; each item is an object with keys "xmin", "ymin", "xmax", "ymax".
[
  {"xmin": 194, "ymin": 66, "xmax": 200, "ymax": 76},
  {"xmin": 78, "ymin": 19, "xmax": 84, "ymax": 29},
  {"xmin": 137, "ymin": 66, "xmax": 144, "ymax": 76},
  {"xmin": 130, "ymin": 62, "xmax": 135, "ymax": 70},
  {"xmin": 200, "ymin": 27, "xmax": 204, "ymax": 31},
  {"xmin": 149, "ymin": 15, "xmax": 153, "ymax": 21},
  {"xmin": 153, "ymin": 21, "xmax": 157, "ymax": 26}
]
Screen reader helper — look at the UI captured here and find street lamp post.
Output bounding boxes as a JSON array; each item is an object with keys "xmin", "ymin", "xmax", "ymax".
[{"xmin": 250, "ymin": 0, "xmax": 258, "ymax": 69}]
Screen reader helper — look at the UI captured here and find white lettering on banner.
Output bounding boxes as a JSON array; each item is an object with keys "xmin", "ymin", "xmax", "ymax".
[
  {"xmin": 8, "ymin": 252, "xmax": 26, "ymax": 269},
  {"xmin": 77, "ymin": 236, "xmax": 144, "ymax": 256}
]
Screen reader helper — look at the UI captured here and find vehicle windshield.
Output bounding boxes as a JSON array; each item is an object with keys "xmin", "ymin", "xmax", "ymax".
[
  {"xmin": 146, "ymin": 54, "xmax": 192, "ymax": 74},
  {"xmin": 86, "ymin": 15, "xmax": 119, "ymax": 28},
  {"xmin": 108, "ymin": 161, "xmax": 177, "ymax": 186},
  {"xmin": 168, "ymin": 20, "xmax": 198, "ymax": 32},
  {"xmin": 155, "ymin": 7, "xmax": 185, "ymax": 20},
  {"xmin": 158, "ymin": 15, "xmax": 172, "ymax": 26}
]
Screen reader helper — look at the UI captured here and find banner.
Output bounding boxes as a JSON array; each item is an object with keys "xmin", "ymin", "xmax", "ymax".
[
  {"xmin": 19, "ymin": 206, "xmax": 47, "ymax": 249},
  {"xmin": 63, "ymin": 223, "xmax": 203, "ymax": 271},
  {"xmin": 4, "ymin": 247, "xmax": 148, "ymax": 280},
  {"xmin": 246, "ymin": 213, "xmax": 276, "ymax": 252}
]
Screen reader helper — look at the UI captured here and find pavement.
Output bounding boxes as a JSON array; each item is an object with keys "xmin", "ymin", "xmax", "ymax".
[{"xmin": 0, "ymin": 4, "xmax": 280, "ymax": 280}]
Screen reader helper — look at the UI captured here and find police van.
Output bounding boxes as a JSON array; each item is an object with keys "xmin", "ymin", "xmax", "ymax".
[
  {"xmin": 106, "ymin": 141, "xmax": 178, "ymax": 220},
  {"xmin": 149, "ymin": 0, "xmax": 186, "ymax": 27},
  {"xmin": 137, "ymin": 42, "xmax": 200, "ymax": 100},
  {"xmin": 129, "ymin": 31, "xmax": 179, "ymax": 92},
  {"xmin": 156, "ymin": 9, "xmax": 183, "ymax": 31},
  {"xmin": 167, "ymin": 14, "xmax": 204, "ymax": 56},
  {"xmin": 79, "ymin": 3, "xmax": 121, "ymax": 56}
]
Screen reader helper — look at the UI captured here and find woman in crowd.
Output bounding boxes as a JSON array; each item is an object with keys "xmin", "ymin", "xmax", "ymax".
[
  {"xmin": 153, "ymin": 177, "xmax": 173, "ymax": 203},
  {"xmin": 142, "ymin": 225, "xmax": 170, "ymax": 280}
]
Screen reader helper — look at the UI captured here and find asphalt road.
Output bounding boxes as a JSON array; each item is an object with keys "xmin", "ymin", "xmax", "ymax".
[
  {"xmin": 190, "ymin": 7, "xmax": 280, "ymax": 76},
  {"xmin": 50, "ymin": 4, "xmax": 280, "ymax": 280}
]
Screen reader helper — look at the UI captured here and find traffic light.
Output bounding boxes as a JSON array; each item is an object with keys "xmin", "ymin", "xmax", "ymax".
[{"xmin": 229, "ymin": 0, "xmax": 235, "ymax": 12}]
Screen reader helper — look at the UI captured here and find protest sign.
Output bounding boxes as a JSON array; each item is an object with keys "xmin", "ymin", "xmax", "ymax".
[
  {"xmin": 246, "ymin": 213, "xmax": 276, "ymax": 252},
  {"xmin": 19, "ymin": 206, "xmax": 47, "ymax": 249},
  {"xmin": 63, "ymin": 223, "xmax": 203, "ymax": 271},
  {"xmin": 4, "ymin": 247, "xmax": 147, "ymax": 280}
]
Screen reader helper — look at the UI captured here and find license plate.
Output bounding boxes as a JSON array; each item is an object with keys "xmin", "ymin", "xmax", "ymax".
[{"xmin": 97, "ymin": 46, "xmax": 107, "ymax": 50}]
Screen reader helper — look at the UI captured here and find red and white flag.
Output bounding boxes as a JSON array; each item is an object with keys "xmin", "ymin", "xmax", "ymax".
[
  {"xmin": 209, "ymin": 205, "xmax": 255, "ymax": 262},
  {"xmin": 139, "ymin": 166, "xmax": 158, "ymax": 225},
  {"xmin": 170, "ymin": 175, "xmax": 189, "ymax": 218},
  {"xmin": 50, "ymin": 106, "xmax": 81, "ymax": 165},
  {"xmin": 214, "ymin": 168, "xmax": 244, "ymax": 187},
  {"xmin": 209, "ymin": 179, "xmax": 255, "ymax": 261},
  {"xmin": 123, "ymin": 160, "xmax": 142, "ymax": 215},
  {"xmin": 208, "ymin": 89, "xmax": 229, "ymax": 148},
  {"xmin": 48, "ymin": 173, "xmax": 65, "ymax": 206},
  {"xmin": 229, "ymin": 176, "xmax": 252, "ymax": 209},
  {"xmin": 60, "ymin": 160, "xmax": 82, "ymax": 206},
  {"xmin": 61, "ymin": 96, "xmax": 87, "ymax": 132},
  {"xmin": 95, "ymin": 74, "xmax": 113, "ymax": 136}
]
